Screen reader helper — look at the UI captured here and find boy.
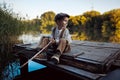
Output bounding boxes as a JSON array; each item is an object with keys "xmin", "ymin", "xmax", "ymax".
[{"xmin": 37, "ymin": 13, "xmax": 72, "ymax": 64}]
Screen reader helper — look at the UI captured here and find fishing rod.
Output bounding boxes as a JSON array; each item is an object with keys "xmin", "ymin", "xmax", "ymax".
[{"xmin": 20, "ymin": 41, "xmax": 52, "ymax": 68}]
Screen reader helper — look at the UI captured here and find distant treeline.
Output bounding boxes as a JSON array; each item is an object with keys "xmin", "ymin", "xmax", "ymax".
[
  {"xmin": 18, "ymin": 9, "xmax": 120, "ymax": 43},
  {"xmin": 36, "ymin": 9, "xmax": 120, "ymax": 43}
]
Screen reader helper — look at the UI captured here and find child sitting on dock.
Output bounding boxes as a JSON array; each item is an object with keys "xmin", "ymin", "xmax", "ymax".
[{"xmin": 36, "ymin": 13, "xmax": 72, "ymax": 64}]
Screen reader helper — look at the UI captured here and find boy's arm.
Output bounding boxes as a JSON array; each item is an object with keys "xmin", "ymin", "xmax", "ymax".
[
  {"xmin": 64, "ymin": 29, "xmax": 72, "ymax": 44},
  {"xmin": 49, "ymin": 27, "xmax": 54, "ymax": 38},
  {"xmin": 49, "ymin": 27, "xmax": 56, "ymax": 43}
]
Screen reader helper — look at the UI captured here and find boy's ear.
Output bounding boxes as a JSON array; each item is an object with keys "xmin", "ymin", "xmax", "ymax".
[{"xmin": 56, "ymin": 20, "xmax": 60, "ymax": 24}]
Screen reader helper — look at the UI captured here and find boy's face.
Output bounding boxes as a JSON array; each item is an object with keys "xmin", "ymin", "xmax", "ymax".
[{"xmin": 57, "ymin": 17, "xmax": 69, "ymax": 28}]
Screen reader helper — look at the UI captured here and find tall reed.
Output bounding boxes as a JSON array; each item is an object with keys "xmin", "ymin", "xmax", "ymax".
[{"xmin": 0, "ymin": 3, "xmax": 22, "ymax": 79}]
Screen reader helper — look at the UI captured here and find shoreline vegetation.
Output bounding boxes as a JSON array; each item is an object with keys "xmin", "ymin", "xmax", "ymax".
[{"xmin": 0, "ymin": 2, "xmax": 120, "ymax": 80}]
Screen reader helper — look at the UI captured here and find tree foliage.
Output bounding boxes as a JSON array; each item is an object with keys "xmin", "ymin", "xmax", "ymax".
[{"xmin": 40, "ymin": 11, "xmax": 56, "ymax": 34}]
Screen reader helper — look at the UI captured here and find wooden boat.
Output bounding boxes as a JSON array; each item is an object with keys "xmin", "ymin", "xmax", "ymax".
[{"xmin": 13, "ymin": 40, "xmax": 120, "ymax": 80}]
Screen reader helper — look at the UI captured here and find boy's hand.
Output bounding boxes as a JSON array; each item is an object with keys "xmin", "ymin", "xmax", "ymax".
[
  {"xmin": 62, "ymin": 26, "xmax": 66, "ymax": 30},
  {"xmin": 49, "ymin": 38, "xmax": 55, "ymax": 43}
]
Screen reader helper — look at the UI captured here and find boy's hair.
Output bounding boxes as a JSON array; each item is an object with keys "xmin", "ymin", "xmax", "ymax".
[{"xmin": 55, "ymin": 13, "xmax": 70, "ymax": 22}]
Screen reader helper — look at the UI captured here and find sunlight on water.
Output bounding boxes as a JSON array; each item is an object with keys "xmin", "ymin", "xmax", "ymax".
[
  {"xmin": 18, "ymin": 33, "xmax": 49, "ymax": 44},
  {"xmin": 18, "ymin": 34, "xmax": 41, "ymax": 44}
]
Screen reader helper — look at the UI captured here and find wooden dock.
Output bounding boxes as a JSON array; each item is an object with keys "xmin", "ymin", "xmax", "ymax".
[{"xmin": 13, "ymin": 40, "xmax": 120, "ymax": 80}]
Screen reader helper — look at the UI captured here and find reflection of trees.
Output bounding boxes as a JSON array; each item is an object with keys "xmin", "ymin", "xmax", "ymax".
[
  {"xmin": 110, "ymin": 29, "xmax": 120, "ymax": 43},
  {"xmin": 2, "ymin": 60, "xmax": 20, "ymax": 80},
  {"xmin": 102, "ymin": 21, "xmax": 113, "ymax": 42},
  {"xmin": 72, "ymin": 32, "xmax": 88, "ymax": 40}
]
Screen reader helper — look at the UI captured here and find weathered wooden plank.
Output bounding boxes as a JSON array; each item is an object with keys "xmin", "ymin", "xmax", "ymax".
[
  {"xmin": 72, "ymin": 40, "xmax": 120, "ymax": 49},
  {"xmin": 58, "ymin": 64, "xmax": 101, "ymax": 80},
  {"xmin": 14, "ymin": 40, "xmax": 120, "ymax": 74},
  {"xmin": 34, "ymin": 59, "xmax": 101, "ymax": 80},
  {"xmin": 63, "ymin": 45, "xmax": 119, "ymax": 63}
]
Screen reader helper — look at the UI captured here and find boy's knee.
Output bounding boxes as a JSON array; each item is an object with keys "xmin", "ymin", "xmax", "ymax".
[
  {"xmin": 59, "ymin": 39, "xmax": 68, "ymax": 45},
  {"xmin": 43, "ymin": 37, "xmax": 49, "ymax": 41},
  {"xmin": 59, "ymin": 38, "xmax": 66, "ymax": 42}
]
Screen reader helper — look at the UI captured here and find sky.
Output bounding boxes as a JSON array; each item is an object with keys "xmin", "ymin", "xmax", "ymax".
[{"xmin": 0, "ymin": 0, "xmax": 120, "ymax": 19}]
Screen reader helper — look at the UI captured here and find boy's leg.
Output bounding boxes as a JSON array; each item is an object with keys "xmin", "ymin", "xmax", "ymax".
[
  {"xmin": 57, "ymin": 38, "xmax": 67, "ymax": 54},
  {"xmin": 51, "ymin": 38, "xmax": 67, "ymax": 64},
  {"xmin": 35, "ymin": 37, "xmax": 50, "ymax": 60},
  {"xmin": 39, "ymin": 37, "xmax": 50, "ymax": 49}
]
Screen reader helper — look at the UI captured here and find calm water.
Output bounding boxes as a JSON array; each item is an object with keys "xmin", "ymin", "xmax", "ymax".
[
  {"xmin": 18, "ymin": 33, "xmax": 49, "ymax": 44},
  {"xmin": 2, "ymin": 60, "xmax": 20, "ymax": 80},
  {"xmin": 3, "ymin": 60, "xmax": 46, "ymax": 80},
  {"xmin": 2, "ymin": 33, "xmax": 47, "ymax": 80}
]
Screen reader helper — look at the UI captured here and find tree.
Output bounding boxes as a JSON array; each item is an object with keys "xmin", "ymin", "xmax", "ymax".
[{"xmin": 40, "ymin": 11, "xmax": 56, "ymax": 34}]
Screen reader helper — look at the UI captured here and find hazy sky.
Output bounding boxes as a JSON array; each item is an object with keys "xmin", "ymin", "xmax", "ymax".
[{"xmin": 0, "ymin": 0, "xmax": 120, "ymax": 19}]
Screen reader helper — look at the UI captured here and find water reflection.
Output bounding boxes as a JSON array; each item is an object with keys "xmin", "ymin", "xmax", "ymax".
[
  {"xmin": 2, "ymin": 60, "xmax": 20, "ymax": 80},
  {"xmin": 2, "ymin": 60, "xmax": 46, "ymax": 80},
  {"xmin": 72, "ymin": 30, "xmax": 120, "ymax": 43},
  {"xmin": 18, "ymin": 33, "xmax": 41, "ymax": 44},
  {"xmin": 18, "ymin": 33, "xmax": 49, "ymax": 44},
  {"xmin": 110, "ymin": 29, "xmax": 120, "ymax": 43}
]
